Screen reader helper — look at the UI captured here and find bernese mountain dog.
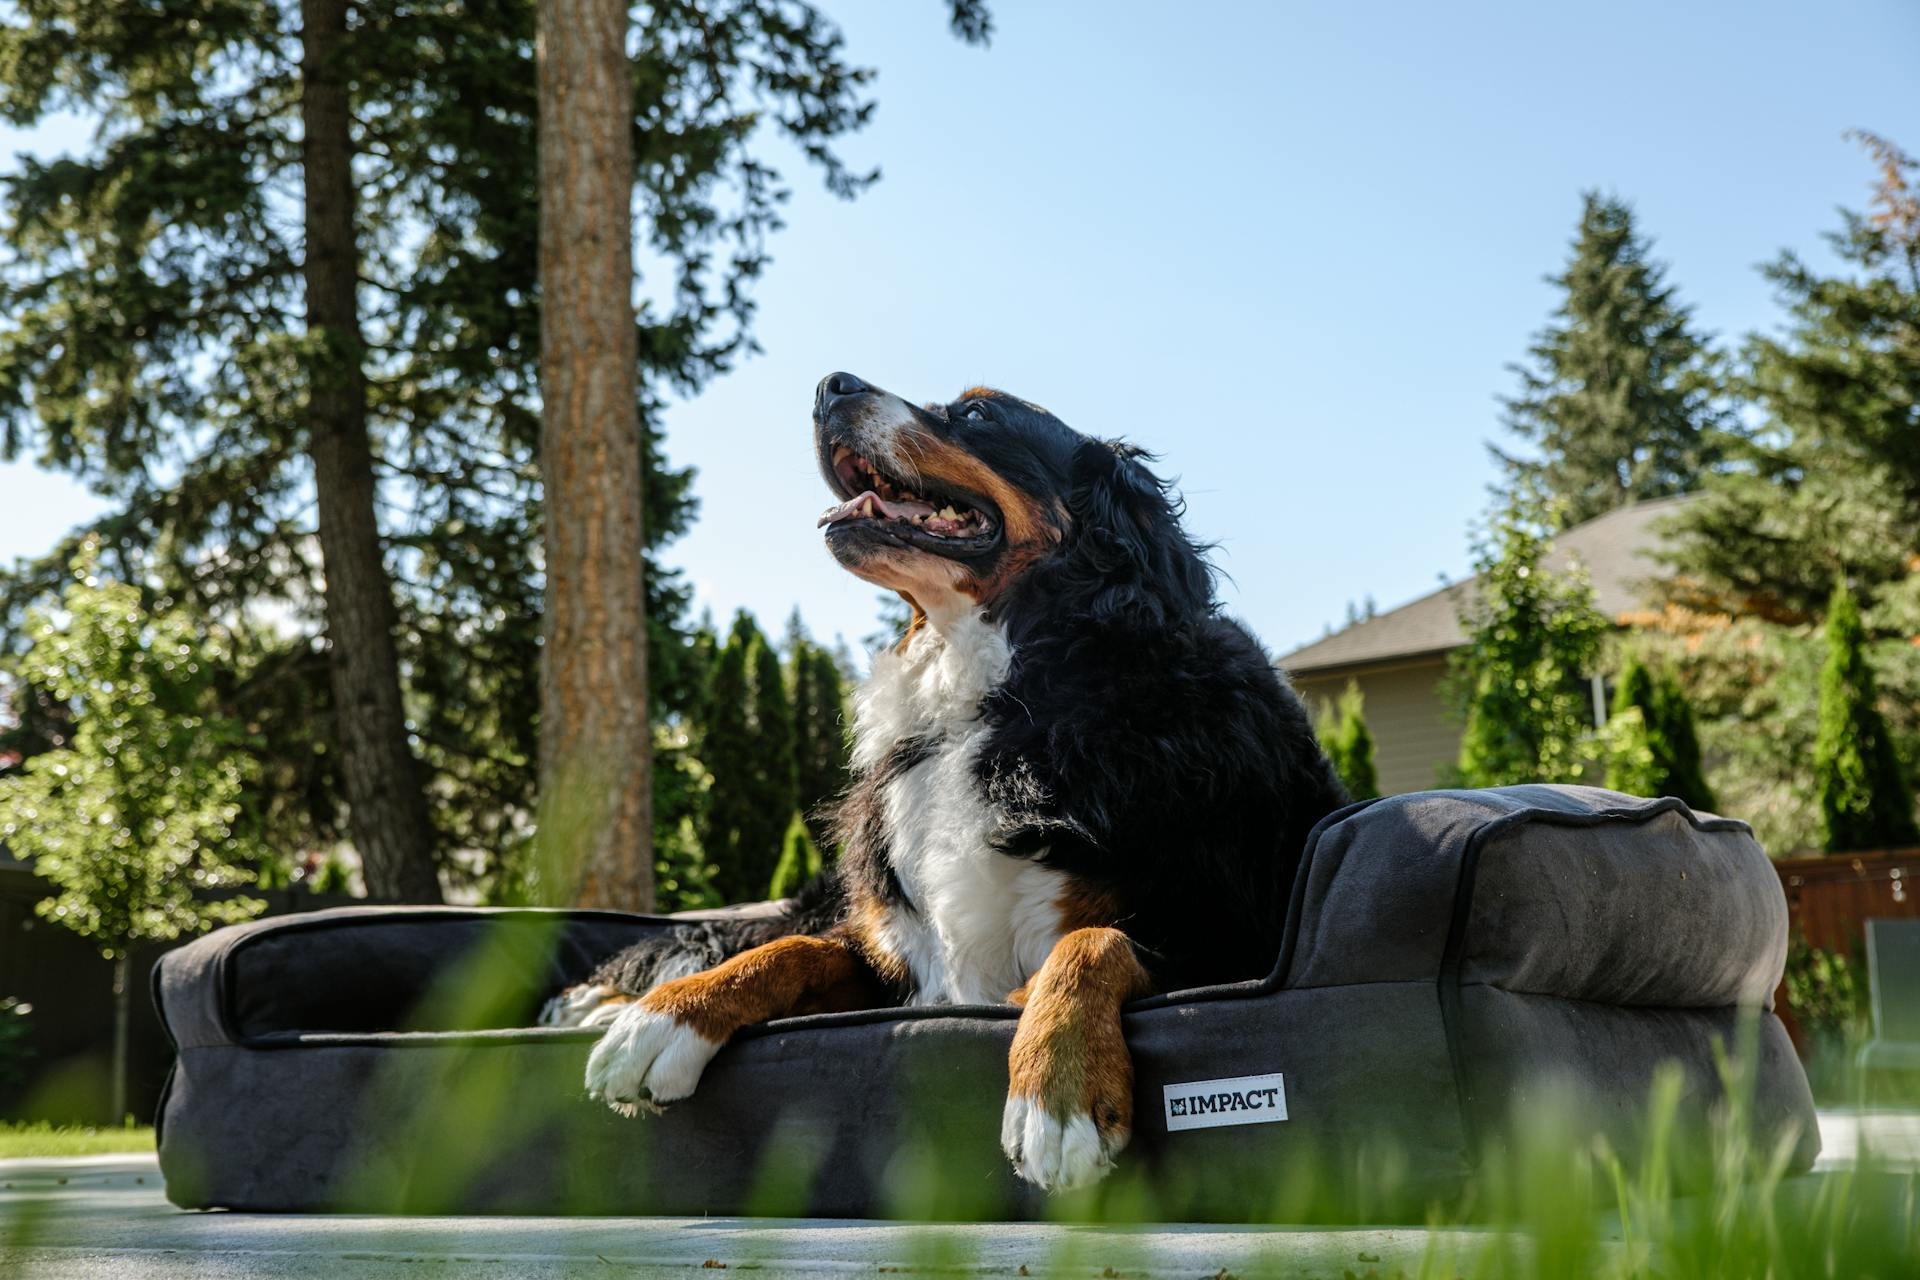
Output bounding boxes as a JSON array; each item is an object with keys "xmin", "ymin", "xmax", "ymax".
[{"xmin": 543, "ymin": 372, "xmax": 1348, "ymax": 1191}]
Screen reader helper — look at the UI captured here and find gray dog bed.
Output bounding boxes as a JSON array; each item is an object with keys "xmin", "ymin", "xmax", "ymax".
[{"xmin": 152, "ymin": 785, "xmax": 1817, "ymax": 1218}]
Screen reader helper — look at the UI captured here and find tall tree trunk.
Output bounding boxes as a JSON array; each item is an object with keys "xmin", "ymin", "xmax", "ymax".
[
  {"xmin": 536, "ymin": 0, "xmax": 653, "ymax": 910},
  {"xmin": 110, "ymin": 953, "xmax": 129, "ymax": 1124},
  {"xmin": 300, "ymin": 0, "xmax": 442, "ymax": 903}
]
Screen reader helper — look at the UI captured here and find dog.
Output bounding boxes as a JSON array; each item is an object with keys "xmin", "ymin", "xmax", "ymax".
[{"xmin": 544, "ymin": 373, "xmax": 1348, "ymax": 1191}]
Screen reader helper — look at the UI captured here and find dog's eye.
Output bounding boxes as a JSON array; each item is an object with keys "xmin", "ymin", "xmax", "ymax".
[{"xmin": 964, "ymin": 403, "xmax": 988, "ymax": 421}]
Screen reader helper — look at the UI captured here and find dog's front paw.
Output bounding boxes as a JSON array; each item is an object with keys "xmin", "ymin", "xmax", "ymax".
[
  {"xmin": 584, "ymin": 1002, "xmax": 722, "ymax": 1116},
  {"xmin": 1000, "ymin": 1090, "xmax": 1124, "ymax": 1191}
]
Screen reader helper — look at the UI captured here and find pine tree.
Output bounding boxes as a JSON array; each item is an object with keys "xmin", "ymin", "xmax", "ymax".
[
  {"xmin": 1314, "ymin": 680, "xmax": 1379, "ymax": 800},
  {"xmin": 0, "ymin": 0, "xmax": 991, "ymax": 899},
  {"xmin": 700, "ymin": 612, "xmax": 800, "ymax": 904},
  {"xmin": 1603, "ymin": 655, "xmax": 1716, "ymax": 808},
  {"xmin": 1492, "ymin": 194, "xmax": 1726, "ymax": 529},
  {"xmin": 749, "ymin": 628, "xmax": 800, "ymax": 884},
  {"xmin": 1446, "ymin": 491, "xmax": 1608, "ymax": 787},
  {"xmin": 1667, "ymin": 134, "xmax": 1920, "ymax": 627},
  {"xmin": 1814, "ymin": 582, "xmax": 1918, "ymax": 853},
  {"xmin": 787, "ymin": 610, "xmax": 852, "ymax": 849},
  {"xmin": 769, "ymin": 811, "xmax": 824, "ymax": 900},
  {"xmin": 1654, "ymin": 133, "xmax": 1920, "ymax": 853},
  {"xmin": 536, "ymin": 0, "xmax": 652, "ymax": 909},
  {"xmin": 1652, "ymin": 671, "xmax": 1715, "ymax": 812}
]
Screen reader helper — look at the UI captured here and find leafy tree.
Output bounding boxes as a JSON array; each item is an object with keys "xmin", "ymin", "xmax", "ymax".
[
  {"xmin": 787, "ymin": 609, "xmax": 852, "ymax": 848},
  {"xmin": 1445, "ymin": 492, "xmax": 1608, "ymax": 787},
  {"xmin": 1814, "ymin": 582, "xmax": 1917, "ymax": 853},
  {"xmin": 769, "ymin": 811, "xmax": 824, "ymax": 900},
  {"xmin": 0, "ymin": 544, "xmax": 264, "ymax": 1120},
  {"xmin": 1314, "ymin": 680, "xmax": 1379, "ymax": 800},
  {"xmin": 0, "ymin": 0, "xmax": 990, "ymax": 899},
  {"xmin": 700, "ymin": 611, "xmax": 797, "ymax": 903},
  {"xmin": 1492, "ymin": 194, "xmax": 1727, "ymax": 529},
  {"xmin": 1603, "ymin": 655, "xmax": 1715, "ymax": 809}
]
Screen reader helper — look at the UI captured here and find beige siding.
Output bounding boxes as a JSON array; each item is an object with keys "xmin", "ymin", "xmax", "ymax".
[{"xmin": 1290, "ymin": 656, "xmax": 1461, "ymax": 796}]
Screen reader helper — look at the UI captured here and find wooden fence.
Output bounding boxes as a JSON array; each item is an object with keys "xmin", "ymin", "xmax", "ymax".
[{"xmin": 1775, "ymin": 847, "xmax": 1920, "ymax": 955}]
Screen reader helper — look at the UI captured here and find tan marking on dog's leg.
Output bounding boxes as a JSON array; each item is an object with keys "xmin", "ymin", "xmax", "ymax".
[{"xmin": 1001, "ymin": 927, "xmax": 1152, "ymax": 1191}]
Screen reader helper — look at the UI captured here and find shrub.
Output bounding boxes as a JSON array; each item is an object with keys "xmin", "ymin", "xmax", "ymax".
[
  {"xmin": 1814, "ymin": 581, "xmax": 1918, "ymax": 852},
  {"xmin": 1314, "ymin": 680, "xmax": 1380, "ymax": 800},
  {"xmin": 769, "ymin": 812, "xmax": 823, "ymax": 900}
]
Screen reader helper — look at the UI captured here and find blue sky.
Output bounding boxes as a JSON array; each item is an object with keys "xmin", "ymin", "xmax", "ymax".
[{"xmin": 3, "ymin": 0, "xmax": 1917, "ymax": 659}]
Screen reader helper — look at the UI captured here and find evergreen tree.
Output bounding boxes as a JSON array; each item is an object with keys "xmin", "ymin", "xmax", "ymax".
[
  {"xmin": 1666, "ymin": 134, "xmax": 1920, "ymax": 628},
  {"xmin": 1314, "ymin": 680, "xmax": 1379, "ymax": 801},
  {"xmin": 749, "ymin": 627, "xmax": 800, "ymax": 882},
  {"xmin": 0, "ymin": 0, "xmax": 990, "ymax": 898},
  {"xmin": 1652, "ymin": 671, "xmax": 1715, "ymax": 812},
  {"xmin": 1445, "ymin": 492, "xmax": 1608, "ymax": 787},
  {"xmin": 1492, "ymin": 194, "xmax": 1726, "ymax": 529},
  {"xmin": 1651, "ymin": 132, "xmax": 1920, "ymax": 853},
  {"xmin": 768, "ymin": 811, "xmax": 824, "ymax": 900},
  {"xmin": 787, "ymin": 610, "xmax": 852, "ymax": 849},
  {"xmin": 1603, "ymin": 655, "xmax": 1716, "ymax": 810},
  {"xmin": 700, "ymin": 612, "xmax": 799, "ymax": 903},
  {"xmin": 1814, "ymin": 582, "xmax": 1918, "ymax": 853}
]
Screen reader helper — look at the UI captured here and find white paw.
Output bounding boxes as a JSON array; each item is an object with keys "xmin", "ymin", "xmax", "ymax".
[
  {"xmin": 1000, "ymin": 1093, "xmax": 1119, "ymax": 1191},
  {"xmin": 584, "ymin": 1004, "xmax": 721, "ymax": 1115}
]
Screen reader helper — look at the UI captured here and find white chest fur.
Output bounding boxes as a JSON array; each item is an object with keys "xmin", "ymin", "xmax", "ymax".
[{"xmin": 852, "ymin": 611, "xmax": 1067, "ymax": 1005}]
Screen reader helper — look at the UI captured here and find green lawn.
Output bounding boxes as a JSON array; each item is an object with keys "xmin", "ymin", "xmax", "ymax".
[{"xmin": 0, "ymin": 1121, "xmax": 155, "ymax": 1159}]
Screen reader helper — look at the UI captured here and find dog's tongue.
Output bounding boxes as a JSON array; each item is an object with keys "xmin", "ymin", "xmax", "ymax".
[{"xmin": 817, "ymin": 490, "xmax": 935, "ymax": 528}]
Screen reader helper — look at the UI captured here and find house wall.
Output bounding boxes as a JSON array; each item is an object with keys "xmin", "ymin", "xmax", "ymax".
[{"xmin": 1289, "ymin": 655, "xmax": 1461, "ymax": 796}]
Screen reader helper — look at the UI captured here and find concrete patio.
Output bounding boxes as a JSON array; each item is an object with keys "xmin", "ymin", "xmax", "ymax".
[{"xmin": 3, "ymin": 1112, "xmax": 1916, "ymax": 1278}]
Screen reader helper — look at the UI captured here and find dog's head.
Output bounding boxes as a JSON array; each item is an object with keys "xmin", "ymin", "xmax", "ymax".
[{"xmin": 813, "ymin": 372, "xmax": 1213, "ymax": 631}]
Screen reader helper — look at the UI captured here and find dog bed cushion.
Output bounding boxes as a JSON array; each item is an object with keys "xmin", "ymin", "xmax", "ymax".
[{"xmin": 152, "ymin": 785, "xmax": 1817, "ymax": 1218}]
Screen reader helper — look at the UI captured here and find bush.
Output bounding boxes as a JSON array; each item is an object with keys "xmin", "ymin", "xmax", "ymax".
[
  {"xmin": 1814, "ymin": 581, "xmax": 1918, "ymax": 852},
  {"xmin": 1314, "ymin": 680, "xmax": 1380, "ymax": 800},
  {"xmin": 769, "ymin": 811, "xmax": 823, "ymax": 900},
  {"xmin": 1603, "ymin": 655, "xmax": 1715, "ymax": 809}
]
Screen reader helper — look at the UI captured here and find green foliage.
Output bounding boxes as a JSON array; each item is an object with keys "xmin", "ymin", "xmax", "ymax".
[
  {"xmin": 769, "ymin": 811, "xmax": 824, "ymax": 899},
  {"xmin": 651, "ymin": 726, "xmax": 720, "ymax": 913},
  {"xmin": 0, "ymin": 0, "xmax": 988, "ymax": 894},
  {"xmin": 1445, "ymin": 492, "xmax": 1608, "ymax": 788},
  {"xmin": 1783, "ymin": 933, "xmax": 1865, "ymax": 1047},
  {"xmin": 786, "ymin": 609, "xmax": 852, "ymax": 849},
  {"xmin": 1493, "ymin": 193, "xmax": 1728, "ymax": 529},
  {"xmin": 1655, "ymin": 135, "xmax": 1920, "ymax": 856},
  {"xmin": 1603, "ymin": 654, "xmax": 1716, "ymax": 809},
  {"xmin": 700, "ymin": 612, "xmax": 798, "ymax": 904},
  {"xmin": 1814, "ymin": 581, "xmax": 1918, "ymax": 852},
  {"xmin": 1313, "ymin": 680, "xmax": 1379, "ymax": 800},
  {"xmin": 0, "ymin": 545, "xmax": 264, "ymax": 958}
]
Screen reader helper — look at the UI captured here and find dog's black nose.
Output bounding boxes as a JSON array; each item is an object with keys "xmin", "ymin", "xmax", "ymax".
[{"xmin": 817, "ymin": 371, "xmax": 869, "ymax": 415}]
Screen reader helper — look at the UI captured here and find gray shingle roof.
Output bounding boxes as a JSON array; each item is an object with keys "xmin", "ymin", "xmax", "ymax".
[{"xmin": 1279, "ymin": 494, "xmax": 1694, "ymax": 675}]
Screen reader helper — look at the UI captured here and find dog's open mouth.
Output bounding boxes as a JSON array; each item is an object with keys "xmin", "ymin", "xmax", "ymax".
[{"xmin": 818, "ymin": 444, "xmax": 998, "ymax": 549}]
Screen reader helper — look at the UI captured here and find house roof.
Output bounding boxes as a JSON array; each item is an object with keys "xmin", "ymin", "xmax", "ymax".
[{"xmin": 1279, "ymin": 493, "xmax": 1695, "ymax": 676}]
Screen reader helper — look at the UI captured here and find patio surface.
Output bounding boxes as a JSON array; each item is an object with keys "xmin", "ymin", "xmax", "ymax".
[{"xmin": 2, "ymin": 1111, "xmax": 1915, "ymax": 1278}]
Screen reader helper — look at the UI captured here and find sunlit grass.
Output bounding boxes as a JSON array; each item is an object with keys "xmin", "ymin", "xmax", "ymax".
[{"xmin": 0, "ymin": 1121, "xmax": 154, "ymax": 1159}]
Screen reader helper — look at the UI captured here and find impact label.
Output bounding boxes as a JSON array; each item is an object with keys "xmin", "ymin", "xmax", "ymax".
[{"xmin": 1162, "ymin": 1072, "xmax": 1288, "ymax": 1132}]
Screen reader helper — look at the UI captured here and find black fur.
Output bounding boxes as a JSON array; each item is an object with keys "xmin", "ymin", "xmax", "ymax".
[{"xmin": 564, "ymin": 377, "xmax": 1347, "ymax": 1006}]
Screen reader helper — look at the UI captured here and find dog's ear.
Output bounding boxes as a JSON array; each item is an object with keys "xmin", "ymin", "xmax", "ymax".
[{"xmin": 1063, "ymin": 438, "xmax": 1213, "ymax": 619}]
